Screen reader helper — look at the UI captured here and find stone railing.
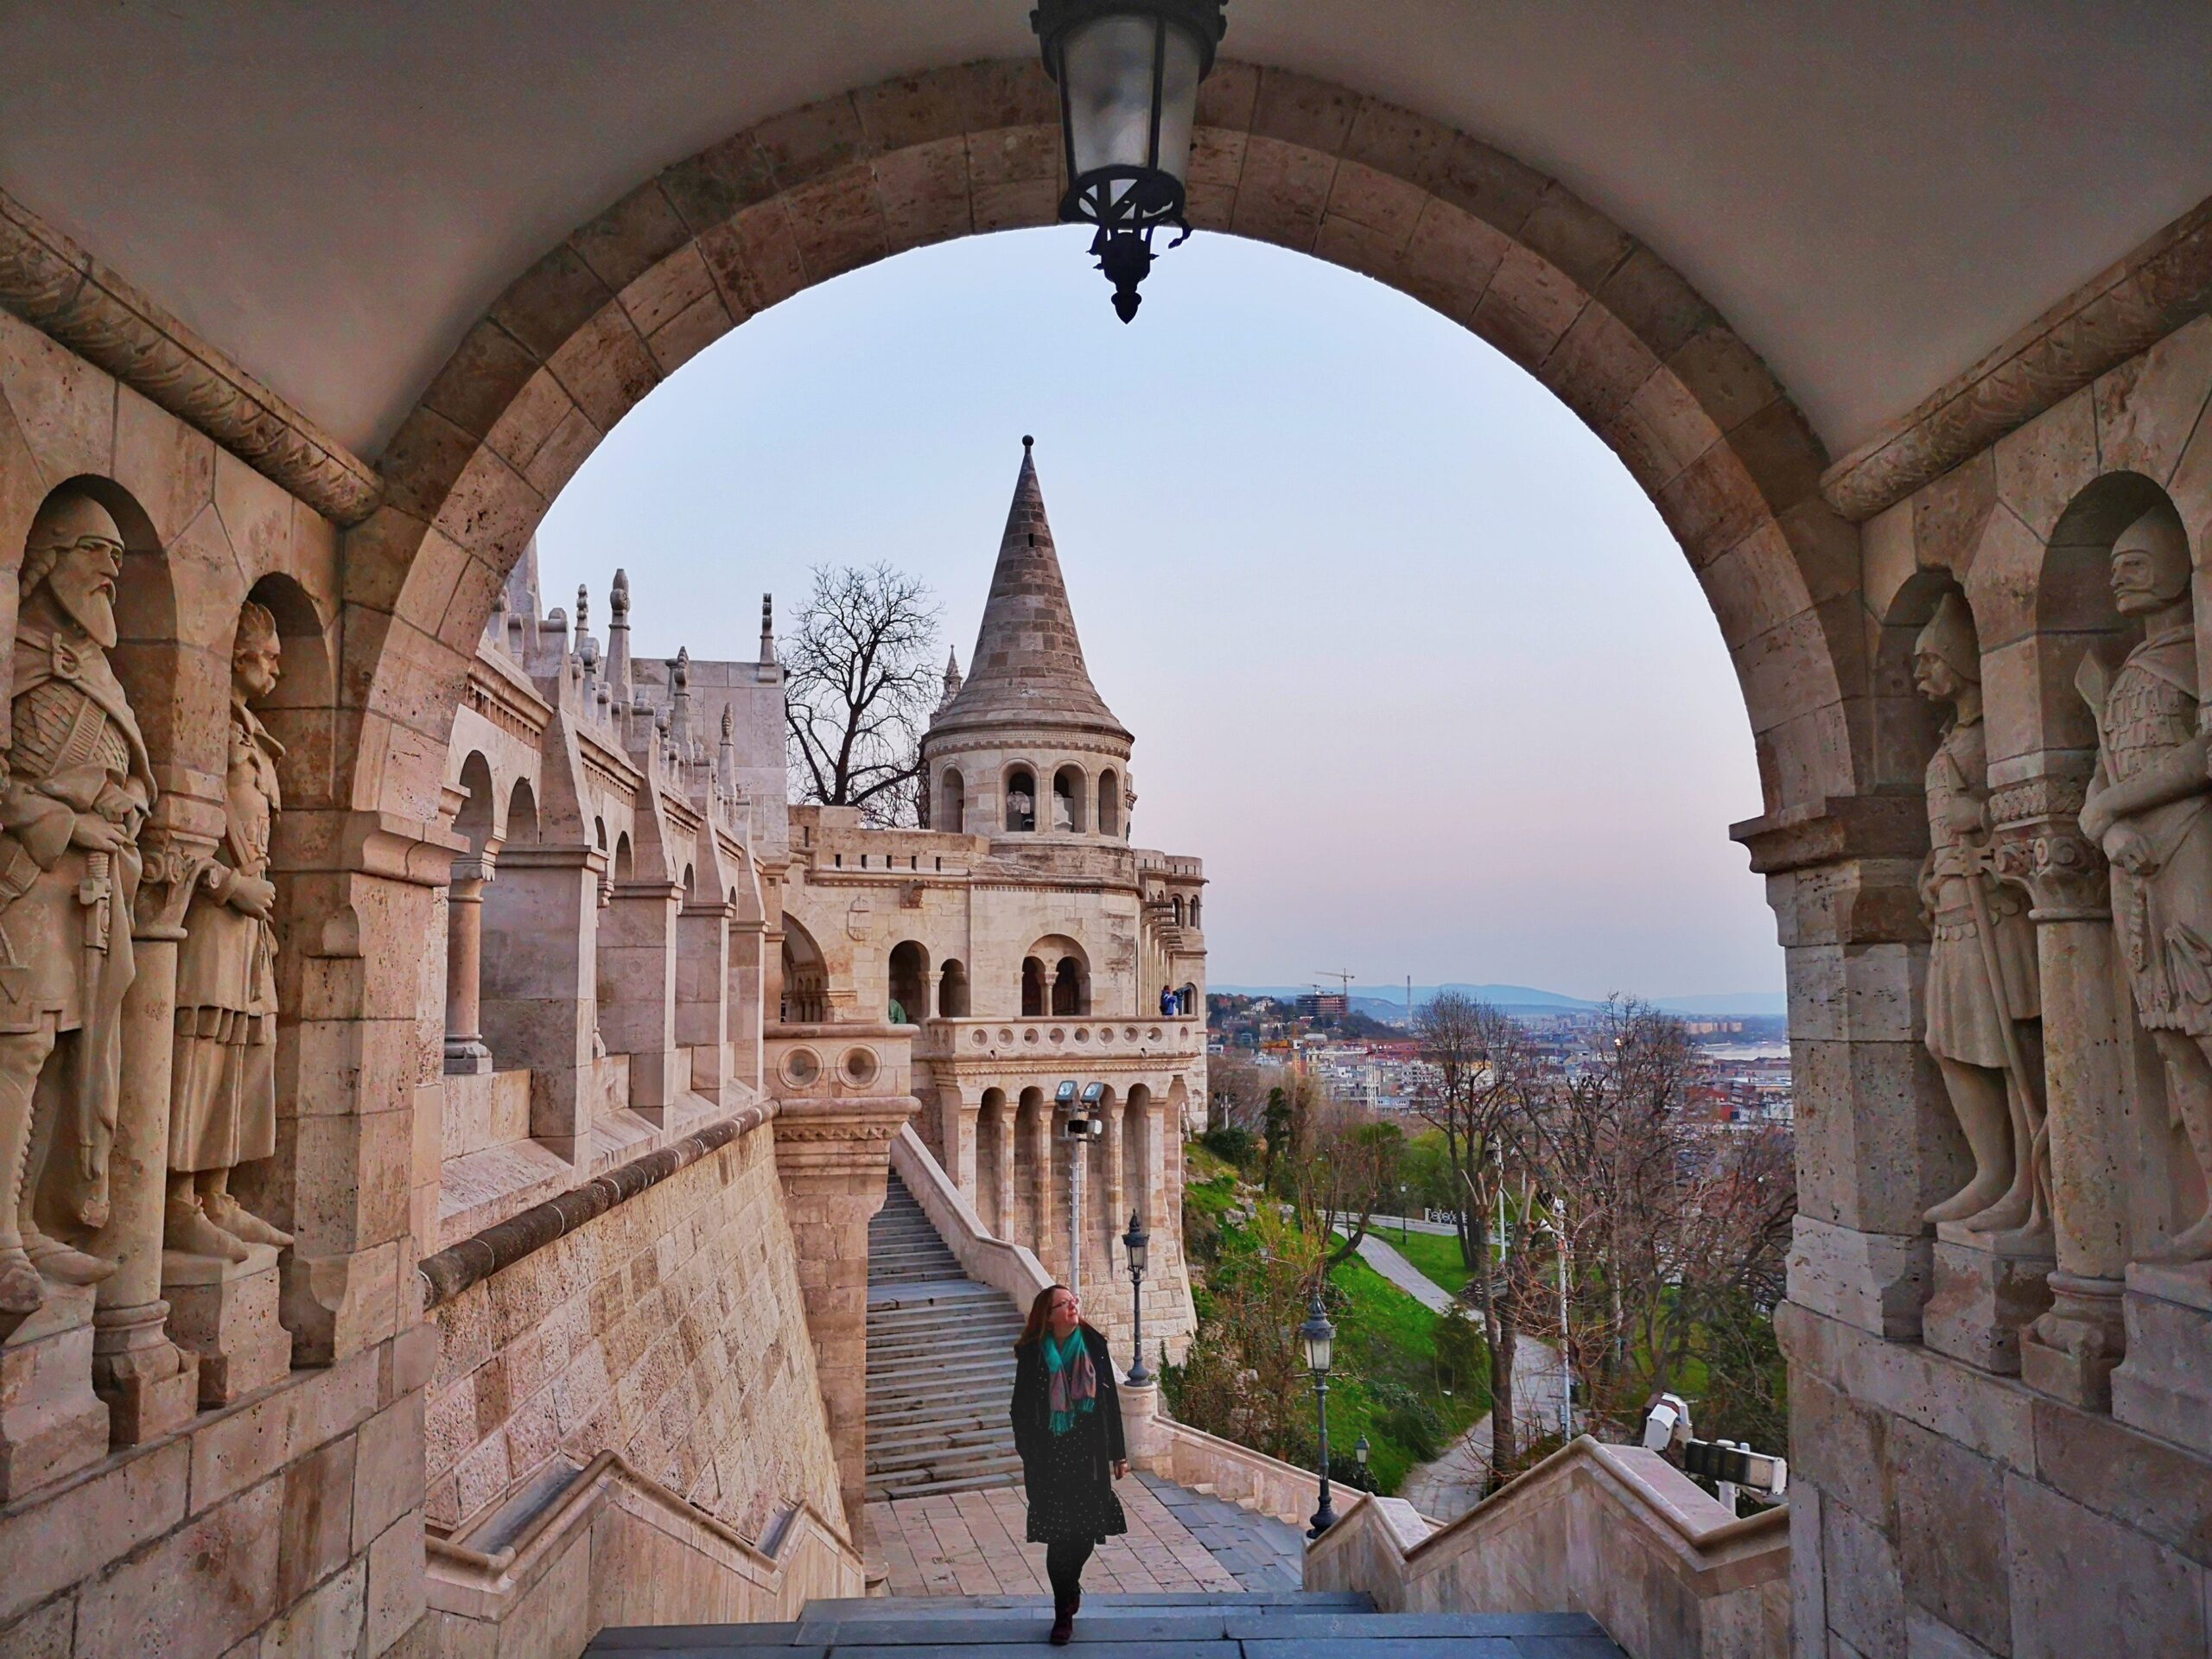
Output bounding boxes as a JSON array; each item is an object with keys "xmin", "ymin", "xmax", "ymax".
[
  {"xmin": 1118, "ymin": 1381, "xmax": 1325, "ymax": 1530},
  {"xmin": 424, "ymin": 1448, "xmax": 866, "ymax": 1654},
  {"xmin": 766, "ymin": 1021, "xmax": 914, "ymax": 1100},
  {"xmin": 1304, "ymin": 1435, "xmax": 1789, "ymax": 1659},
  {"xmin": 912, "ymin": 1016, "xmax": 1202, "ymax": 1063},
  {"xmin": 890, "ymin": 1123, "xmax": 1052, "ymax": 1313}
]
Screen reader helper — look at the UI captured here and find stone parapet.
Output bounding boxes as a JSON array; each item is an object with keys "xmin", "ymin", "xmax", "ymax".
[{"xmin": 1306, "ymin": 1435, "xmax": 1788, "ymax": 1659}]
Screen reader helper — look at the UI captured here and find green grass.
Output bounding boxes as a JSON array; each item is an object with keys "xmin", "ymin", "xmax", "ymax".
[
  {"xmin": 1381, "ymin": 1229, "xmax": 1476, "ymax": 1299},
  {"xmin": 1320, "ymin": 1252, "xmax": 1489, "ymax": 1495}
]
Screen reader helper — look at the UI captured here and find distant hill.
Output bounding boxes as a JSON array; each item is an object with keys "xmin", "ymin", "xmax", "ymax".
[{"xmin": 1214, "ymin": 983, "xmax": 1787, "ymax": 1020}]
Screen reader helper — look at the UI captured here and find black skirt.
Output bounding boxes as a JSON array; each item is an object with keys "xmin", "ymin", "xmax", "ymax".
[{"xmin": 1023, "ymin": 1419, "xmax": 1128, "ymax": 1544}]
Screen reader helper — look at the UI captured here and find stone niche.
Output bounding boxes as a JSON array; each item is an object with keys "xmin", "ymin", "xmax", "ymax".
[{"xmin": 1775, "ymin": 310, "xmax": 2212, "ymax": 1659}]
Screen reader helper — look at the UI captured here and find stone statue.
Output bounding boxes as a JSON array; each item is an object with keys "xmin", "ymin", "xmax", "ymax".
[
  {"xmin": 165, "ymin": 601, "xmax": 290, "ymax": 1261},
  {"xmin": 1915, "ymin": 593, "xmax": 2045, "ymax": 1231},
  {"xmin": 0, "ymin": 493, "xmax": 153, "ymax": 1313},
  {"xmin": 2078, "ymin": 502, "xmax": 2212, "ymax": 1262}
]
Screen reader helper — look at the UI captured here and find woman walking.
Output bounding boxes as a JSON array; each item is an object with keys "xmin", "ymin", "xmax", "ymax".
[{"xmin": 1011, "ymin": 1283, "xmax": 1128, "ymax": 1645}]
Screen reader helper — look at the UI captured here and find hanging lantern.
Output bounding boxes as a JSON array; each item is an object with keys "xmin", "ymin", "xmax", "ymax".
[{"xmin": 1030, "ymin": 0, "xmax": 1229, "ymax": 321}]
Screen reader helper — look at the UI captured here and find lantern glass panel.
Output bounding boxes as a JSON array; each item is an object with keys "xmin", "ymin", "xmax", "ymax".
[{"xmin": 1063, "ymin": 13, "xmax": 1204, "ymax": 208}]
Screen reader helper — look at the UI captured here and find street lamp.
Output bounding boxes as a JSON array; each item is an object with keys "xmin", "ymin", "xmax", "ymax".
[
  {"xmin": 1029, "ymin": 0, "xmax": 1229, "ymax": 321},
  {"xmin": 1300, "ymin": 1293, "xmax": 1338, "ymax": 1537},
  {"xmin": 1353, "ymin": 1432, "xmax": 1370, "ymax": 1492},
  {"xmin": 1061, "ymin": 1081, "xmax": 1106, "ymax": 1294},
  {"xmin": 1122, "ymin": 1211, "xmax": 1152, "ymax": 1384}
]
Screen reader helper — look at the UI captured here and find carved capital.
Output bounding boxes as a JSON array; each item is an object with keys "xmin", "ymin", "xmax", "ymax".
[
  {"xmin": 1989, "ymin": 778, "xmax": 2109, "ymax": 920},
  {"xmin": 131, "ymin": 830, "xmax": 214, "ymax": 940}
]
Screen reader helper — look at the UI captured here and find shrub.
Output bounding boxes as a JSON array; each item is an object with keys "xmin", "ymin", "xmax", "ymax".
[{"xmin": 1200, "ymin": 1125, "xmax": 1255, "ymax": 1168}]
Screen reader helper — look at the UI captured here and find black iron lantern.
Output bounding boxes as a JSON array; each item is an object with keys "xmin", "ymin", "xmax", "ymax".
[
  {"xmin": 1300, "ymin": 1292, "xmax": 1338, "ymax": 1535},
  {"xmin": 1123, "ymin": 1211, "xmax": 1153, "ymax": 1384},
  {"xmin": 1299, "ymin": 1294, "xmax": 1336, "ymax": 1376},
  {"xmin": 1031, "ymin": 0, "xmax": 1229, "ymax": 321}
]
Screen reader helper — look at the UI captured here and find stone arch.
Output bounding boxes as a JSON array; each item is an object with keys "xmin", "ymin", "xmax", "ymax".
[
  {"xmin": 505, "ymin": 777, "xmax": 540, "ymax": 845},
  {"xmin": 938, "ymin": 766, "xmax": 965, "ymax": 834},
  {"xmin": 1032, "ymin": 933, "xmax": 1090, "ymax": 1016},
  {"xmin": 1097, "ymin": 767, "xmax": 1120, "ymax": 837},
  {"xmin": 1020, "ymin": 955, "xmax": 1046, "ymax": 1019},
  {"xmin": 1124, "ymin": 1083, "xmax": 1153, "ymax": 1230},
  {"xmin": 782, "ymin": 912, "xmax": 827, "ymax": 1024},
  {"xmin": 452, "ymin": 752, "xmax": 497, "ymax": 856},
  {"xmin": 937, "ymin": 957, "xmax": 969, "ymax": 1018},
  {"xmin": 887, "ymin": 938, "xmax": 929, "ymax": 1022},
  {"xmin": 354, "ymin": 58, "xmax": 1859, "ymax": 842},
  {"xmin": 243, "ymin": 572, "xmax": 337, "ymax": 813},
  {"xmin": 978, "ymin": 1084, "xmax": 1007, "ymax": 1234},
  {"xmin": 1052, "ymin": 763, "xmax": 1086, "ymax": 833},
  {"xmin": 1004, "ymin": 763, "xmax": 1038, "ymax": 832}
]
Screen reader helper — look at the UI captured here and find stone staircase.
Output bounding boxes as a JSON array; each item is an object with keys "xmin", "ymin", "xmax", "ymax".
[
  {"xmin": 588, "ymin": 1592, "xmax": 1627, "ymax": 1654},
  {"xmin": 865, "ymin": 1172, "xmax": 1027, "ymax": 1499}
]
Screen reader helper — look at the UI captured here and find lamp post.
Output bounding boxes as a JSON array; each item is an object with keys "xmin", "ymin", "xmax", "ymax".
[
  {"xmin": 1029, "ymin": 0, "xmax": 1229, "ymax": 321},
  {"xmin": 1122, "ymin": 1211, "xmax": 1152, "ymax": 1384},
  {"xmin": 1354, "ymin": 1432, "xmax": 1370, "ymax": 1492},
  {"xmin": 1060, "ymin": 1080, "xmax": 1105, "ymax": 1295},
  {"xmin": 1300, "ymin": 1293, "xmax": 1338, "ymax": 1537}
]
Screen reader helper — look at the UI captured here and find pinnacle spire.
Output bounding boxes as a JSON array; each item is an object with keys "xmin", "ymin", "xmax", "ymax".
[{"xmin": 931, "ymin": 436, "xmax": 1126, "ymax": 742}]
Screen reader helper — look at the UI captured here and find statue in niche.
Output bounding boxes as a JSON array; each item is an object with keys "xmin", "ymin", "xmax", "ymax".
[
  {"xmin": 2079, "ymin": 502, "xmax": 2212, "ymax": 1262},
  {"xmin": 166, "ymin": 601, "xmax": 290, "ymax": 1260},
  {"xmin": 0, "ymin": 493, "xmax": 153, "ymax": 1313},
  {"xmin": 1915, "ymin": 593, "xmax": 2047, "ymax": 1232}
]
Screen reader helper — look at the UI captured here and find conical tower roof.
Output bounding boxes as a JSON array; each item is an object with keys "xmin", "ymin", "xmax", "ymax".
[{"xmin": 928, "ymin": 437, "xmax": 1129, "ymax": 747}]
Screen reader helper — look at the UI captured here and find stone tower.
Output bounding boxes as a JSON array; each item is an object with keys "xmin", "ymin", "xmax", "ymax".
[{"xmin": 922, "ymin": 436, "xmax": 1135, "ymax": 842}]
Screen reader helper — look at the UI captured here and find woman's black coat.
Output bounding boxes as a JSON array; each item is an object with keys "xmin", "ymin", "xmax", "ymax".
[{"xmin": 1010, "ymin": 1321, "xmax": 1126, "ymax": 1490}]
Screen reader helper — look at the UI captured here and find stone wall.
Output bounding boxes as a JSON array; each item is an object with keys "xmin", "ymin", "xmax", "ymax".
[
  {"xmin": 425, "ymin": 1113, "xmax": 841, "ymax": 1544},
  {"xmin": 1766, "ymin": 307, "xmax": 2212, "ymax": 1658}
]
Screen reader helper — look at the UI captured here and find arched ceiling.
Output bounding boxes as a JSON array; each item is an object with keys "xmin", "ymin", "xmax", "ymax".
[{"xmin": 3, "ymin": 1, "xmax": 2207, "ymax": 461}]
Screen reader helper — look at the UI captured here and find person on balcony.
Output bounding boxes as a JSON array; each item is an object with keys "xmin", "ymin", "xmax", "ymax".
[{"xmin": 1011, "ymin": 1283, "xmax": 1127, "ymax": 1644}]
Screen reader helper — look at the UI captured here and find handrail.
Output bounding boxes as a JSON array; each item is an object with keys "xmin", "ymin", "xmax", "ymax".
[{"xmin": 426, "ymin": 1448, "xmax": 864, "ymax": 1617}]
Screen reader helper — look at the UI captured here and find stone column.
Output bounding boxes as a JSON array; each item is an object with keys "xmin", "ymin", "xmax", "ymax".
[
  {"xmin": 728, "ymin": 916, "xmax": 766, "ymax": 1094},
  {"xmin": 990, "ymin": 1103, "xmax": 1015, "ymax": 1238},
  {"xmin": 1993, "ymin": 791, "xmax": 2133, "ymax": 1407},
  {"xmin": 676, "ymin": 895, "xmax": 732, "ymax": 1106},
  {"xmin": 479, "ymin": 844, "xmax": 605, "ymax": 1162},
  {"xmin": 1025, "ymin": 1099, "xmax": 1055, "ymax": 1272},
  {"xmin": 1734, "ymin": 802, "xmax": 1963, "ymax": 1340},
  {"xmin": 772, "ymin": 1094, "xmax": 915, "ymax": 1528},
  {"xmin": 601, "ymin": 876, "xmax": 683, "ymax": 1122},
  {"xmin": 92, "ymin": 834, "xmax": 204, "ymax": 1442},
  {"xmin": 1103, "ymin": 1095, "xmax": 1127, "ymax": 1243},
  {"xmin": 442, "ymin": 853, "xmax": 494, "ymax": 1075}
]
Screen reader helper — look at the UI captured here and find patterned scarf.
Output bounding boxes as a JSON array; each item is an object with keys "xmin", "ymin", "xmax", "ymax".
[{"xmin": 1040, "ymin": 1328, "xmax": 1098, "ymax": 1436}]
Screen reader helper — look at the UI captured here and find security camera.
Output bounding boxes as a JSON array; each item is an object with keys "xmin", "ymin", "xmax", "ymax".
[{"xmin": 1643, "ymin": 1393, "xmax": 1692, "ymax": 1452}]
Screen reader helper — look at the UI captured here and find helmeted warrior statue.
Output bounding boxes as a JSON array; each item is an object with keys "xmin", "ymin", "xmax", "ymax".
[
  {"xmin": 1916, "ymin": 592, "xmax": 2046, "ymax": 1232},
  {"xmin": 165, "ymin": 601, "xmax": 291, "ymax": 1260},
  {"xmin": 2079, "ymin": 501, "xmax": 2212, "ymax": 1261},
  {"xmin": 0, "ymin": 493, "xmax": 152, "ymax": 1313}
]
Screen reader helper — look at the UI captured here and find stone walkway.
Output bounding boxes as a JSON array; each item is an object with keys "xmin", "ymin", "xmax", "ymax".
[
  {"xmin": 864, "ymin": 1473, "xmax": 1303, "ymax": 1598},
  {"xmin": 1336, "ymin": 1225, "xmax": 1455, "ymax": 1313}
]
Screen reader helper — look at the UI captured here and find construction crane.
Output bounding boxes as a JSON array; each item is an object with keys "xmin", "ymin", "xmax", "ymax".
[{"xmin": 1314, "ymin": 970, "xmax": 1357, "ymax": 998}]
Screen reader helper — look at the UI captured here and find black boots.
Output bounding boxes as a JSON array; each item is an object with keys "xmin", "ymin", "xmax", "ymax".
[{"xmin": 1049, "ymin": 1586, "xmax": 1080, "ymax": 1644}]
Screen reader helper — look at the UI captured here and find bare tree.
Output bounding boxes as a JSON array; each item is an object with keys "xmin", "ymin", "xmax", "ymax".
[
  {"xmin": 782, "ymin": 563, "xmax": 942, "ymax": 824},
  {"xmin": 1285, "ymin": 1093, "xmax": 1402, "ymax": 1272},
  {"xmin": 1414, "ymin": 990, "xmax": 1539, "ymax": 1482}
]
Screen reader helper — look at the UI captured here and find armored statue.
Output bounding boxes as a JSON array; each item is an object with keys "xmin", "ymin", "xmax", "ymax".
[
  {"xmin": 166, "ymin": 601, "xmax": 290, "ymax": 1260},
  {"xmin": 1916, "ymin": 594, "xmax": 2045, "ymax": 1231},
  {"xmin": 2079, "ymin": 502, "xmax": 2212, "ymax": 1262},
  {"xmin": 0, "ymin": 493, "xmax": 153, "ymax": 1313}
]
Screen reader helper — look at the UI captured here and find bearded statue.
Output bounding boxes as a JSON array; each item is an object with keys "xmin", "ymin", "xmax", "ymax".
[
  {"xmin": 165, "ymin": 601, "xmax": 290, "ymax": 1260},
  {"xmin": 0, "ymin": 492, "xmax": 152, "ymax": 1314}
]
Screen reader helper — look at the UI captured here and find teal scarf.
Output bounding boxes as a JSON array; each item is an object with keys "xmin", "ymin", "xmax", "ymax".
[{"xmin": 1041, "ymin": 1329, "xmax": 1098, "ymax": 1435}]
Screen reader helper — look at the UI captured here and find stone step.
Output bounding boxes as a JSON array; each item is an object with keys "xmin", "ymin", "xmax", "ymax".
[
  {"xmin": 864, "ymin": 1465, "xmax": 1026, "ymax": 1499},
  {"xmin": 866, "ymin": 1442, "xmax": 1022, "ymax": 1477},
  {"xmin": 588, "ymin": 1594, "xmax": 1624, "ymax": 1652}
]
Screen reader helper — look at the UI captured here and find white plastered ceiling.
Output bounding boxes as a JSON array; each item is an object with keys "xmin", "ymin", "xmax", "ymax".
[{"xmin": 2, "ymin": 0, "xmax": 2207, "ymax": 460}]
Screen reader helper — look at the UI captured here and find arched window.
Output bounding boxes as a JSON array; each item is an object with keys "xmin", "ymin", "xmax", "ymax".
[
  {"xmin": 1172, "ymin": 895, "xmax": 1185, "ymax": 927},
  {"xmin": 938, "ymin": 958, "xmax": 970, "ymax": 1017},
  {"xmin": 1124, "ymin": 1084, "xmax": 1152, "ymax": 1229},
  {"xmin": 1021, "ymin": 957, "xmax": 1046, "ymax": 1017},
  {"xmin": 1052, "ymin": 765, "xmax": 1086, "ymax": 832},
  {"xmin": 782, "ymin": 916, "xmax": 827, "ymax": 1023},
  {"xmin": 1052, "ymin": 957, "xmax": 1087, "ymax": 1016},
  {"xmin": 613, "ymin": 833, "xmax": 635, "ymax": 881},
  {"xmin": 940, "ymin": 768, "xmax": 965, "ymax": 833},
  {"xmin": 1097, "ymin": 769, "xmax": 1119, "ymax": 837},
  {"xmin": 1177, "ymin": 982, "xmax": 1197, "ymax": 1017},
  {"xmin": 1006, "ymin": 766, "xmax": 1036, "ymax": 832},
  {"xmin": 1188, "ymin": 896, "xmax": 1201, "ymax": 927},
  {"xmin": 888, "ymin": 940, "xmax": 929, "ymax": 1023}
]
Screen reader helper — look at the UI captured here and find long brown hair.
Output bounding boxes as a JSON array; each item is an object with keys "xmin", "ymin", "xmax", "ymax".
[{"xmin": 1015, "ymin": 1283, "xmax": 1076, "ymax": 1349}]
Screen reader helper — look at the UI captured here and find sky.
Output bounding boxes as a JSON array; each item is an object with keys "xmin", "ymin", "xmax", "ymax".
[{"xmin": 534, "ymin": 226, "xmax": 1783, "ymax": 1002}]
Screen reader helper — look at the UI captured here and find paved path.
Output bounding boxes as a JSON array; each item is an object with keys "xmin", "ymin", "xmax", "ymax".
[
  {"xmin": 864, "ymin": 1472, "xmax": 1302, "ymax": 1599},
  {"xmin": 1335, "ymin": 1227, "xmax": 1456, "ymax": 1313},
  {"xmin": 1399, "ymin": 1332, "xmax": 1568, "ymax": 1522}
]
